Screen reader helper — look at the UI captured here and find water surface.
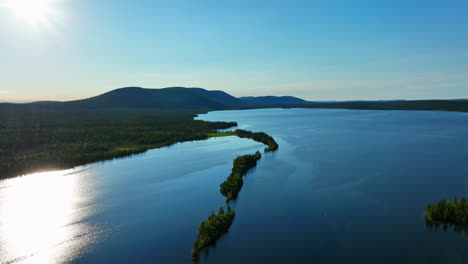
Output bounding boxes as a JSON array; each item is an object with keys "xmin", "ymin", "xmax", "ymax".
[
  {"xmin": 0, "ymin": 136, "xmax": 263, "ymax": 264},
  {"xmin": 197, "ymin": 109, "xmax": 468, "ymax": 263},
  {"xmin": 1, "ymin": 108, "xmax": 468, "ymax": 263}
]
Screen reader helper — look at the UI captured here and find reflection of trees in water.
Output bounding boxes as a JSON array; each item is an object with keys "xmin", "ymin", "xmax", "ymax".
[
  {"xmin": 425, "ymin": 197, "xmax": 468, "ymax": 235},
  {"xmin": 425, "ymin": 217, "xmax": 468, "ymax": 235}
]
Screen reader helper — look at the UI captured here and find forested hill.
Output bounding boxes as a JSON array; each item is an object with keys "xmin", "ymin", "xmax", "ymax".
[
  {"xmin": 0, "ymin": 87, "xmax": 245, "ymax": 111},
  {"xmin": 1, "ymin": 86, "xmax": 467, "ymax": 179},
  {"xmin": 1, "ymin": 86, "xmax": 468, "ymax": 112},
  {"xmin": 239, "ymin": 95, "xmax": 308, "ymax": 107},
  {"xmin": 67, "ymin": 87, "xmax": 246, "ymax": 110},
  {"xmin": 0, "ymin": 87, "xmax": 309, "ymax": 111}
]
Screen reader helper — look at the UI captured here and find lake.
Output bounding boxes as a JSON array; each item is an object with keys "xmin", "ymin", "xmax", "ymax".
[{"xmin": 1, "ymin": 108, "xmax": 468, "ymax": 263}]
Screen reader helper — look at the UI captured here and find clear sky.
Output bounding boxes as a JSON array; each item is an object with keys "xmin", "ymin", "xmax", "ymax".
[{"xmin": 1, "ymin": 0, "xmax": 468, "ymax": 102}]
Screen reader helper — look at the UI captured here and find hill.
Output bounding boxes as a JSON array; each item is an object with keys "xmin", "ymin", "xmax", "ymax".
[
  {"xmin": 2, "ymin": 87, "xmax": 468, "ymax": 179},
  {"xmin": 65, "ymin": 87, "xmax": 246, "ymax": 110},
  {"xmin": 0, "ymin": 87, "xmax": 245, "ymax": 111},
  {"xmin": 0, "ymin": 87, "xmax": 317, "ymax": 111},
  {"xmin": 239, "ymin": 96, "xmax": 307, "ymax": 106},
  {"xmin": 1, "ymin": 86, "xmax": 468, "ymax": 112}
]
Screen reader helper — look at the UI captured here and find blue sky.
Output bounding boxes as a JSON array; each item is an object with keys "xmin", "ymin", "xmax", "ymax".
[{"xmin": 1, "ymin": 0, "xmax": 467, "ymax": 101}]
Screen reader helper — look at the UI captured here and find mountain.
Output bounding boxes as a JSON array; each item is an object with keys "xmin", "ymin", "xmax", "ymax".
[
  {"xmin": 239, "ymin": 96, "xmax": 307, "ymax": 106},
  {"xmin": 0, "ymin": 87, "xmax": 247, "ymax": 111},
  {"xmin": 1, "ymin": 87, "xmax": 468, "ymax": 112},
  {"xmin": 31, "ymin": 101, "xmax": 61, "ymax": 104},
  {"xmin": 0, "ymin": 87, "xmax": 311, "ymax": 111},
  {"xmin": 64, "ymin": 87, "xmax": 245, "ymax": 110},
  {"xmin": 67, "ymin": 87, "xmax": 308, "ymax": 109}
]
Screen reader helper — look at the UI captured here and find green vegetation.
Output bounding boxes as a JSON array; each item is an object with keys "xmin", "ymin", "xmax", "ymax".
[
  {"xmin": 0, "ymin": 109, "xmax": 236, "ymax": 179},
  {"xmin": 0, "ymin": 88, "xmax": 282, "ymax": 262},
  {"xmin": 302, "ymin": 100, "xmax": 468, "ymax": 113},
  {"xmin": 4, "ymin": 87, "xmax": 468, "ymax": 114},
  {"xmin": 234, "ymin": 129, "xmax": 278, "ymax": 151},
  {"xmin": 220, "ymin": 151, "xmax": 262, "ymax": 202},
  {"xmin": 191, "ymin": 130, "xmax": 277, "ymax": 260},
  {"xmin": 425, "ymin": 197, "xmax": 468, "ymax": 232},
  {"xmin": 191, "ymin": 207, "xmax": 235, "ymax": 261},
  {"xmin": 206, "ymin": 131, "xmax": 237, "ymax": 137}
]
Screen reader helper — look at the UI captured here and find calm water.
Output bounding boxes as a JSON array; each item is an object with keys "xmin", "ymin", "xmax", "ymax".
[{"xmin": 1, "ymin": 109, "xmax": 468, "ymax": 263}]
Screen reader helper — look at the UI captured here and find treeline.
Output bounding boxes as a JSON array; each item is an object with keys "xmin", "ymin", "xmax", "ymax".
[
  {"xmin": 234, "ymin": 129, "xmax": 278, "ymax": 152},
  {"xmin": 301, "ymin": 100, "xmax": 468, "ymax": 113},
  {"xmin": 425, "ymin": 197, "xmax": 468, "ymax": 230},
  {"xmin": 0, "ymin": 108, "xmax": 236, "ymax": 179},
  {"xmin": 220, "ymin": 151, "xmax": 261, "ymax": 202},
  {"xmin": 191, "ymin": 207, "xmax": 235, "ymax": 261}
]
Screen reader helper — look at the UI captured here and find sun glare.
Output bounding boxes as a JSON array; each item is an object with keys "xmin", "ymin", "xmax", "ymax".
[
  {"xmin": 2, "ymin": 0, "xmax": 56, "ymax": 25},
  {"xmin": 0, "ymin": 169, "xmax": 97, "ymax": 263}
]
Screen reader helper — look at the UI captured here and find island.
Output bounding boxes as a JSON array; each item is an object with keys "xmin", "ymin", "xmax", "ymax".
[
  {"xmin": 220, "ymin": 151, "xmax": 262, "ymax": 202},
  {"xmin": 191, "ymin": 207, "xmax": 235, "ymax": 262},
  {"xmin": 425, "ymin": 197, "xmax": 468, "ymax": 232}
]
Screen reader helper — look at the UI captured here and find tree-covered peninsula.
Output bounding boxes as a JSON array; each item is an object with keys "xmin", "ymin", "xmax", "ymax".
[
  {"xmin": 425, "ymin": 197, "xmax": 468, "ymax": 231},
  {"xmin": 0, "ymin": 109, "xmax": 237, "ymax": 179},
  {"xmin": 220, "ymin": 151, "xmax": 262, "ymax": 202},
  {"xmin": 234, "ymin": 129, "xmax": 278, "ymax": 151},
  {"xmin": 191, "ymin": 207, "xmax": 235, "ymax": 261},
  {"xmin": 191, "ymin": 129, "xmax": 278, "ymax": 260}
]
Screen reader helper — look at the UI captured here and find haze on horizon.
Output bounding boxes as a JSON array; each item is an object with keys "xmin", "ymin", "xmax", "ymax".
[{"xmin": 1, "ymin": 0, "xmax": 467, "ymax": 102}]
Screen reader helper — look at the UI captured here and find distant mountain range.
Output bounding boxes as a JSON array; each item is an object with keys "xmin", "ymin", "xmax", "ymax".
[
  {"xmin": 1, "ymin": 87, "xmax": 468, "ymax": 112},
  {"xmin": 0, "ymin": 87, "xmax": 309, "ymax": 111}
]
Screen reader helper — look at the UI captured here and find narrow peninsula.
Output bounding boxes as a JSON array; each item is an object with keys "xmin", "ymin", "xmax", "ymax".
[
  {"xmin": 191, "ymin": 129, "xmax": 278, "ymax": 261},
  {"xmin": 234, "ymin": 129, "xmax": 279, "ymax": 151},
  {"xmin": 191, "ymin": 207, "xmax": 235, "ymax": 261},
  {"xmin": 220, "ymin": 151, "xmax": 262, "ymax": 202}
]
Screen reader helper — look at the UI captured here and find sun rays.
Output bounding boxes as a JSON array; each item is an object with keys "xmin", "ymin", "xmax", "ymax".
[{"xmin": 1, "ymin": 0, "xmax": 62, "ymax": 28}]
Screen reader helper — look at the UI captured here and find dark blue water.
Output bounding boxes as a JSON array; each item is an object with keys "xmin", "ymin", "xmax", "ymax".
[
  {"xmin": 197, "ymin": 109, "xmax": 468, "ymax": 263},
  {"xmin": 1, "ymin": 109, "xmax": 468, "ymax": 264}
]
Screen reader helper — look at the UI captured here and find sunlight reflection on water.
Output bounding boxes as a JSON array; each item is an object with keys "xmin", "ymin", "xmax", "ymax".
[{"xmin": 0, "ymin": 169, "xmax": 100, "ymax": 264}]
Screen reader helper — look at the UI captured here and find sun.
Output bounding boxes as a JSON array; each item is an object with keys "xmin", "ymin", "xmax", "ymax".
[{"xmin": 2, "ymin": 0, "xmax": 55, "ymax": 25}]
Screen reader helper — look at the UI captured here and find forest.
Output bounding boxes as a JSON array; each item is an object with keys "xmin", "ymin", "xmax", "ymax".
[
  {"xmin": 0, "ymin": 108, "xmax": 236, "ymax": 179},
  {"xmin": 191, "ymin": 207, "xmax": 235, "ymax": 261},
  {"xmin": 0, "ymin": 99, "xmax": 281, "ymax": 262},
  {"xmin": 425, "ymin": 197, "xmax": 468, "ymax": 231},
  {"xmin": 234, "ymin": 129, "xmax": 278, "ymax": 151},
  {"xmin": 220, "ymin": 151, "xmax": 262, "ymax": 202}
]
